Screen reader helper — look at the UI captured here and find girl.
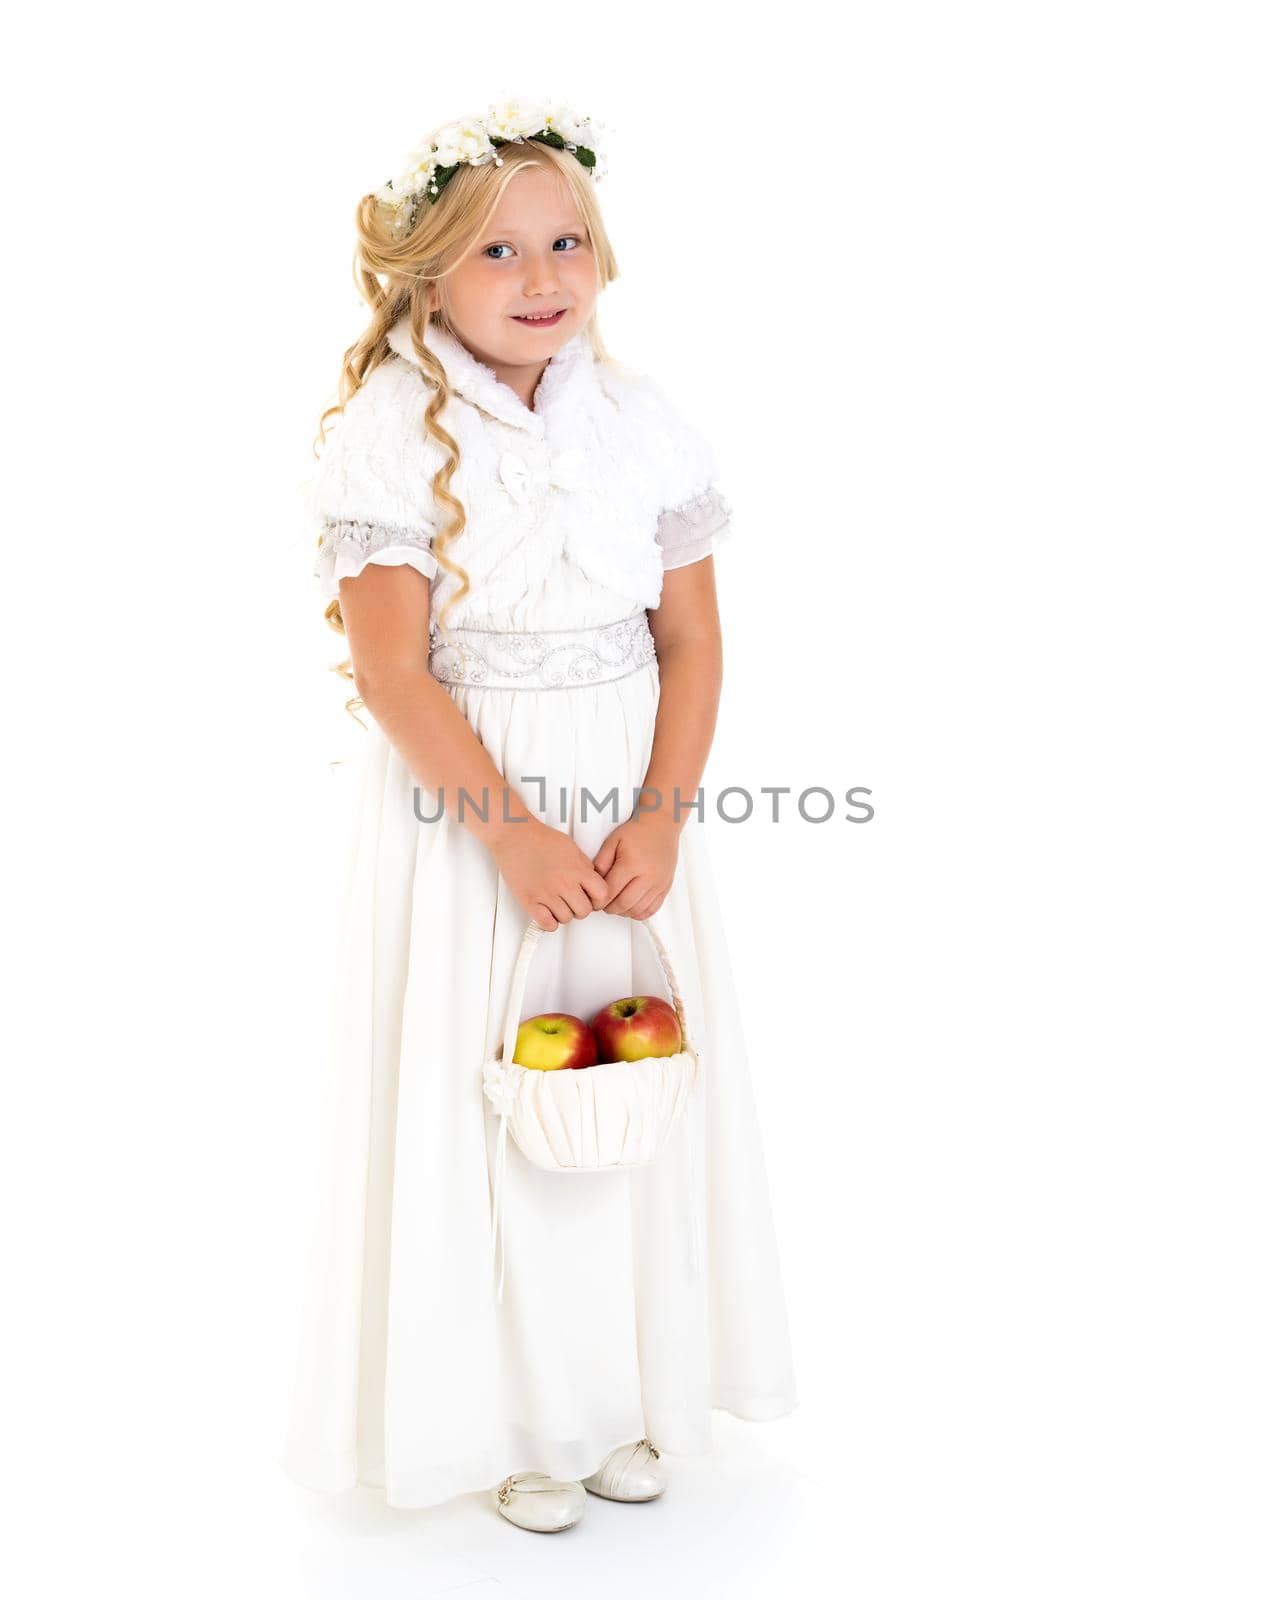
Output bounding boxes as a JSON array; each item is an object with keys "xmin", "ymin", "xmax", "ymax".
[{"xmin": 281, "ymin": 100, "xmax": 798, "ymax": 1534}]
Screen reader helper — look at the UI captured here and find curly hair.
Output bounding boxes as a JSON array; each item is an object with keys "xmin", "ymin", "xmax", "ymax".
[{"xmin": 315, "ymin": 135, "xmax": 620, "ymax": 722}]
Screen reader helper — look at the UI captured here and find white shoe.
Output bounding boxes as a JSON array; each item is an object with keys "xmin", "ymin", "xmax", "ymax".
[
  {"xmin": 581, "ymin": 1438, "xmax": 668, "ymax": 1502},
  {"xmin": 491, "ymin": 1470, "xmax": 586, "ymax": 1533}
]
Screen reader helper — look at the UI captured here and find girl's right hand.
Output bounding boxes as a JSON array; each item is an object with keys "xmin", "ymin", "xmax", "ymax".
[{"xmin": 489, "ymin": 817, "xmax": 613, "ymax": 932}]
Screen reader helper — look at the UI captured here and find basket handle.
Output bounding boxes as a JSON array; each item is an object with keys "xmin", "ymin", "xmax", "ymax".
[{"xmin": 497, "ymin": 910, "xmax": 691, "ymax": 1069}]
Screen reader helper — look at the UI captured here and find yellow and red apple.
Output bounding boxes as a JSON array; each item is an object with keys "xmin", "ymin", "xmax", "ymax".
[
  {"xmin": 590, "ymin": 996, "xmax": 683, "ymax": 1062},
  {"xmin": 512, "ymin": 1012, "xmax": 599, "ymax": 1071}
]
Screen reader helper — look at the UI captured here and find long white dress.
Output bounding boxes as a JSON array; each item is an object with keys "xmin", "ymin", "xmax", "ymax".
[{"xmin": 282, "ymin": 314, "xmax": 798, "ymax": 1510}]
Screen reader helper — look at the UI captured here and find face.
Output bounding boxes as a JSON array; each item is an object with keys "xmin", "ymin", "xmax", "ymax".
[{"xmin": 435, "ymin": 164, "xmax": 599, "ymax": 402}]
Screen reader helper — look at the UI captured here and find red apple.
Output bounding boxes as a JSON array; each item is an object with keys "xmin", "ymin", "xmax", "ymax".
[
  {"xmin": 512, "ymin": 1012, "xmax": 598, "ymax": 1071},
  {"xmin": 590, "ymin": 996, "xmax": 683, "ymax": 1063}
]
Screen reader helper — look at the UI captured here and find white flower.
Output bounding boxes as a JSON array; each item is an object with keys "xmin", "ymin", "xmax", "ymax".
[
  {"xmin": 488, "ymin": 97, "xmax": 545, "ymax": 141},
  {"xmin": 542, "ymin": 100, "xmax": 577, "ymax": 135},
  {"xmin": 451, "ymin": 119, "xmax": 494, "ymax": 163},
  {"xmin": 576, "ymin": 118, "xmax": 606, "ymax": 151}
]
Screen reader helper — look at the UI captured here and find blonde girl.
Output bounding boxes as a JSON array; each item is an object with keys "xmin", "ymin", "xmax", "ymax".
[{"xmin": 282, "ymin": 100, "xmax": 797, "ymax": 1534}]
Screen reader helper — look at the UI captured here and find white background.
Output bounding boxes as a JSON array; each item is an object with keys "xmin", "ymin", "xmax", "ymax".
[{"xmin": 5, "ymin": 2, "xmax": 1277, "ymax": 1595}]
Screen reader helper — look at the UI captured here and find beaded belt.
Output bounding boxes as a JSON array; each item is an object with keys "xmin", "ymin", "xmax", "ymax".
[{"xmin": 428, "ymin": 610, "xmax": 657, "ymax": 691}]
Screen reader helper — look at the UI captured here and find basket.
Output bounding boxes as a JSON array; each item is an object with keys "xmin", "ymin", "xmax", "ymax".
[{"xmin": 482, "ymin": 911, "xmax": 703, "ymax": 1300}]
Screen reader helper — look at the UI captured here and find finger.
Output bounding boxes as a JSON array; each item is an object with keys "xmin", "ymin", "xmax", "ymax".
[
  {"xmin": 631, "ymin": 892, "xmax": 661, "ymax": 921},
  {"xmin": 566, "ymin": 884, "xmax": 595, "ymax": 919},
  {"xmin": 593, "ymin": 835, "xmax": 619, "ymax": 874},
  {"xmin": 531, "ymin": 902, "xmax": 558, "ymax": 932},
  {"xmin": 583, "ymin": 869, "xmax": 613, "ymax": 908},
  {"xmin": 550, "ymin": 895, "xmax": 576, "ymax": 925},
  {"xmin": 611, "ymin": 882, "xmax": 649, "ymax": 917},
  {"xmin": 603, "ymin": 864, "xmax": 640, "ymax": 903}
]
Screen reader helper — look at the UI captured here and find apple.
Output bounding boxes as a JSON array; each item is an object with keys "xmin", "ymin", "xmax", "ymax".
[
  {"xmin": 590, "ymin": 996, "xmax": 683, "ymax": 1063},
  {"xmin": 512, "ymin": 1012, "xmax": 598, "ymax": 1071}
]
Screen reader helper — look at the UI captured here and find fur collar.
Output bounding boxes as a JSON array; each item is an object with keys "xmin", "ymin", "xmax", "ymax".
[{"xmin": 385, "ymin": 312, "xmax": 595, "ymax": 437}]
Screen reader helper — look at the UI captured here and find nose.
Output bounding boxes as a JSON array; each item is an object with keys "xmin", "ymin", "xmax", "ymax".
[{"xmin": 523, "ymin": 254, "xmax": 562, "ymax": 298}]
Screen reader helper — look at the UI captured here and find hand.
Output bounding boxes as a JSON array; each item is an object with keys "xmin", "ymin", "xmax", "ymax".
[
  {"xmin": 489, "ymin": 816, "xmax": 613, "ymax": 932},
  {"xmin": 592, "ymin": 813, "xmax": 681, "ymax": 920}
]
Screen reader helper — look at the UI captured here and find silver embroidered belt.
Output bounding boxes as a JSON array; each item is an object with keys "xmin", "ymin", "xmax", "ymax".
[{"xmin": 428, "ymin": 610, "xmax": 657, "ymax": 691}]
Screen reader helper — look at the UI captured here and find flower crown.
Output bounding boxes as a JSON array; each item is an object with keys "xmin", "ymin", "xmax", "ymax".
[{"xmin": 373, "ymin": 99, "xmax": 609, "ymax": 241}]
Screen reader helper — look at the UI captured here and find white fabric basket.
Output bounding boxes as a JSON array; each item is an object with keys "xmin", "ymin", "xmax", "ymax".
[{"xmin": 482, "ymin": 912, "xmax": 702, "ymax": 1300}]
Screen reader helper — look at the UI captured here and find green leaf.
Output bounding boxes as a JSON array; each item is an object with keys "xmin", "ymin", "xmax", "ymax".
[{"xmin": 426, "ymin": 163, "xmax": 460, "ymax": 203}]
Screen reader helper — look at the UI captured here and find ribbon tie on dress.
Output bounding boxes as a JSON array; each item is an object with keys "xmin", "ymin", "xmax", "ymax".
[
  {"xmin": 497, "ymin": 445, "xmax": 586, "ymax": 505},
  {"xmin": 482, "ymin": 1060, "xmax": 520, "ymax": 1303}
]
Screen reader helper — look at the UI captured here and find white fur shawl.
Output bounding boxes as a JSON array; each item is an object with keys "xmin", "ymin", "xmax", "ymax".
[{"xmin": 305, "ymin": 314, "xmax": 733, "ymax": 627}]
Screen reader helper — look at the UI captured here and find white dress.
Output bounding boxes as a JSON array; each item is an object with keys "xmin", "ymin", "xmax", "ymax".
[{"xmin": 282, "ymin": 313, "xmax": 798, "ymax": 1510}]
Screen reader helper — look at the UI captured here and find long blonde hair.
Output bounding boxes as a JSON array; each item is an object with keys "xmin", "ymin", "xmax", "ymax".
[{"xmin": 317, "ymin": 137, "xmax": 621, "ymax": 720}]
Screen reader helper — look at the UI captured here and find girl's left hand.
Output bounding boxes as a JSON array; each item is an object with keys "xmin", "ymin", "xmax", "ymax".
[{"xmin": 592, "ymin": 814, "xmax": 681, "ymax": 919}]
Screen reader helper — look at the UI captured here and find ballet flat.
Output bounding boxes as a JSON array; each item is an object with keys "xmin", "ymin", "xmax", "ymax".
[
  {"xmin": 581, "ymin": 1437, "xmax": 668, "ymax": 1502},
  {"xmin": 492, "ymin": 1470, "xmax": 586, "ymax": 1533}
]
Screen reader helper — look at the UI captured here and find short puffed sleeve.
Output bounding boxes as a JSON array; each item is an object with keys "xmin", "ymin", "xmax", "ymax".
[
  {"xmin": 636, "ymin": 375, "xmax": 734, "ymax": 571},
  {"xmin": 655, "ymin": 483, "xmax": 734, "ymax": 571},
  {"xmin": 305, "ymin": 359, "xmax": 442, "ymax": 600}
]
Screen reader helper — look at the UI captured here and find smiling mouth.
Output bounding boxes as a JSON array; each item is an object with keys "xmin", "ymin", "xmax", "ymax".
[{"xmin": 512, "ymin": 309, "xmax": 568, "ymax": 325}]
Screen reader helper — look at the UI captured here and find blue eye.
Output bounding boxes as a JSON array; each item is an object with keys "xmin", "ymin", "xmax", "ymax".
[{"xmin": 483, "ymin": 237, "xmax": 581, "ymax": 260}]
